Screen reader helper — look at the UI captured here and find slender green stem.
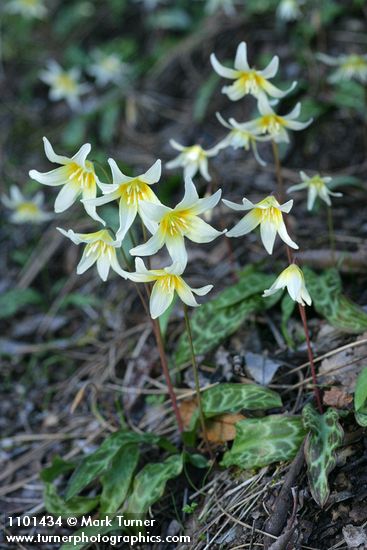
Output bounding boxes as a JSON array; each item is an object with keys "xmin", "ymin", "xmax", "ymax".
[
  {"xmin": 271, "ymin": 140, "xmax": 284, "ymax": 202},
  {"xmin": 128, "ymin": 228, "xmax": 138, "ymax": 249},
  {"xmin": 183, "ymin": 304, "xmax": 213, "ymax": 457},
  {"xmin": 327, "ymin": 205, "xmax": 336, "ymax": 264}
]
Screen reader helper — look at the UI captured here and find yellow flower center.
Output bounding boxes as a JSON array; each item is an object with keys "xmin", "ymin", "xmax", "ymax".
[
  {"xmin": 86, "ymin": 239, "xmax": 114, "ymax": 260},
  {"xmin": 237, "ymin": 71, "xmax": 265, "ymax": 94},
  {"xmin": 119, "ymin": 179, "xmax": 152, "ymax": 205},
  {"xmin": 55, "ymin": 73, "xmax": 78, "ymax": 94},
  {"xmin": 342, "ymin": 55, "xmax": 367, "ymax": 71},
  {"xmin": 255, "ymin": 196, "xmax": 283, "ymax": 226},
  {"xmin": 184, "ymin": 145, "xmax": 206, "ymax": 162},
  {"xmin": 16, "ymin": 202, "xmax": 40, "ymax": 216},
  {"xmin": 100, "ymin": 56, "xmax": 120, "ymax": 73},
  {"xmin": 260, "ymin": 114, "xmax": 284, "ymax": 134},
  {"xmin": 308, "ymin": 176, "xmax": 326, "ymax": 191},
  {"xmin": 160, "ymin": 210, "xmax": 191, "ymax": 237},
  {"xmin": 157, "ymin": 274, "xmax": 181, "ymax": 293},
  {"xmin": 67, "ymin": 161, "xmax": 96, "ymax": 189}
]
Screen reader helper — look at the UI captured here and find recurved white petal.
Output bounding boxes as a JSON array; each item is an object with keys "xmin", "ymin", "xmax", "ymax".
[
  {"xmin": 260, "ymin": 55, "xmax": 279, "ymax": 79},
  {"xmin": 29, "ymin": 166, "xmax": 69, "ymax": 186},
  {"xmin": 150, "ymin": 281, "xmax": 175, "ymax": 318},
  {"xmin": 175, "ymin": 280, "xmax": 199, "ymax": 308},
  {"xmin": 234, "ymin": 42, "xmax": 250, "ymax": 71},
  {"xmin": 260, "ymin": 220, "xmax": 277, "ymax": 254},
  {"xmin": 226, "ymin": 209, "xmax": 260, "ymax": 237},
  {"xmin": 176, "ymin": 176, "xmax": 199, "ymax": 210},
  {"xmin": 129, "ymin": 228, "xmax": 165, "ymax": 257},
  {"xmin": 72, "ymin": 143, "xmax": 92, "ymax": 168},
  {"xmin": 82, "ymin": 184, "xmax": 106, "ymax": 225},
  {"xmin": 57, "ymin": 227, "xmax": 83, "ymax": 244},
  {"xmin": 54, "ymin": 181, "xmax": 80, "ymax": 212},
  {"xmin": 185, "ymin": 217, "xmax": 223, "ymax": 244},
  {"xmin": 278, "ymin": 199, "xmax": 294, "ymax": 213},
  {"xmin": 192, "ymin": 188, "xmax": 222, "ymax": 215},
  {"xmin": 192, "ymin": 284, "xmax": 213, "ymax": 296},
  {"xmin": 169, "ymin": 139, "xmax": 185, "ymax": 152},
  {"xmin": 142, "ymin": 159, "xmax": 162, "ymax": 184},
  {"xmin": 210, "ymin": 53, "xmax": 240, "ymax": 79},
  {"xmin": 43, "ymin": 137, "xmax": 70, "ymax": 165},
  {"xmin": 199, "ymin": 157, "xmax": 211, "ymax": 182},
  {"xmin": 107, "ymin": 158, "xmax": 132, "ymax": 186},
  {"xmin": 139, "ymin": 200, "xmax": 171, "ymax": 222}
]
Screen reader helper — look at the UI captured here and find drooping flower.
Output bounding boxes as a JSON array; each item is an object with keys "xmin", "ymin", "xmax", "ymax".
[
  {"xmin": 57, "ymin": 228, "xmax": 128, "ymax": 281},
  {"xmin": 223, "ymin": 195, "xmax": 298, "ymax": 254},
  {"xmin": 202, "ymin": 0, "xmax": 237, "ymax": 16},
  {"xmin": 83, "ymin": 159, "xmax": 162, "ymax": 241},
  {"xmin": 130, "ymin": 176, "xmax": 223, "ymax": 267},
  {"xmin": 210, "ymin": 41, "xmax": 296, "ymax": 101},
  {"xmin": 39, "ymin": 61, "xmax": 90, "ymax": 110},
  {"xmin": 126, "ymin": 258, "xmax": 213, "ymax": 318},
  {"xmin": 88, "ymin": 50, "xmax": 128, "ymax": 86},
  {"xmin": 263, "ymin": 264, "xmax": 312, "ymax": 306},
  {"xmin": 1, "ymin": 185, "xmax": 53, "ymax": 224},
  {"xmin": 166, "ymin": 141, "xmax": 217, "ymax": 181},
  {"xmin": 29, "ymin": 137, "xmax": 105, "ymax": 223},
  {"xmin": 215, "ymin": 112, "xmax": 271, "ymax": 166},
  {"xmin": 245, "ymin": 94, "xmax": 313, "ymax": 143},
  {"xmin": 288, "ymin": 171, "xmax": 342, "ymax": 211},
  {"xmin": 317, "ymin": 53, "xmax": 367, "ymax": 84},
  {"xmin": 276, "ymin": 0, "xmax": 303, "ymax": 22},
  {"xmin": 5, "ymin": 0, "xmax": 47, "ymax": 19}
]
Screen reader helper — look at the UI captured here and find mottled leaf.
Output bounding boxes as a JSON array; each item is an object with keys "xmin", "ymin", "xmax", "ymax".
[
  {"xmin": 202, "ymin": 383, "xmax": 282, "ymax": 417},
  {"xmin": 303, "ymin": 404, "xmax": 344, "ymax": 507},
  {"xmin": 41, "ymin": 455, "xmax": 75, "ymax": 483},
  {"xmin": 354, "ymin": 366, "xmax": 367, "ymax": 427},
  {"xmin": 304, "ymin": 268, "xmax": 367, "ymax": 333},
  {"xmin": 126, "ymin": 455, "xmax": 183, "ymax": 516},
  {"xmin": 174, "ymin": 272, "xmax": 280, "ymax": 365},
  {"xmin": 221, "ymin": 415, "xmax": 305, "ymax": 469},
  {"xmin": 100, "ymin": 444, "xmax": 140, "ymax": 514},
  {"xmin": 66, "ymin": 431, "xmax": 174, "ymax": 500},
  {"xmin": 44, "ymin": 483, "xmax": 99, "ymax": 517}
]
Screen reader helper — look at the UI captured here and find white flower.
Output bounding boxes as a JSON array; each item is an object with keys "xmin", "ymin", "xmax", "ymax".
[
  {"xmin": 57, "ymin": 228, "xmax": 128, "ymax": 281},
  {"xmin": 88, "ymin": 51, "xmax": 128, "ymax": 86},
  {"xmin": 5, "ymin": 0, "xmax": 47, "ymax": 19},
  {"xmin": 317, "ymin": 53, "xmax": 367, "ymax": 84},
  {"xmin": 1, "ymin": 185, "xmax": 53, "ymax": 224},
  {"xmin": 203, "ymin": 0, "xmax": 236, "ymax": 16},
  {"xmin": 223, "ymin": 195, "xmax": 298, "ymax": 254},
  {"xmin": 276, "ymin": 0, "xmax": 302, "ymax": 22},
  {"xmin": 245, "ymin": 94, "xmax": 313, "ymax": 143},
  {"xmin": 29, "ymin": 137, "xmax": 105, "ymax": 223},
  {"xmin": 263, "ymin": 264, "xmax": 312, "ymax": 306},
  {"xmin": 83, "ymin": 159, "xmax": 162, "ymax": 241},
  {"xmin": 166, "ymin": 141, "xmax": 217, "ymax": 182},
  {"xmin": 215, "ymin": 112, "xmax": 271, "ymax": 166},
  {"xmin": 130, "ymin": 176, "xmax": 223, "ymax": 267},
  {"xmin": 39, "ymin": 61, "xmax": 90, "ymax": 110},
  {"xmin": 126, "ymin": 258, "xmax": 213, "ymax": 318},
  {"xmin": 288, "ymin": 171, "xmax": 342, "ymax": 211},
  {"xmin": 210, "ymin": 41, "xmax": 297, "ymax": 101}
]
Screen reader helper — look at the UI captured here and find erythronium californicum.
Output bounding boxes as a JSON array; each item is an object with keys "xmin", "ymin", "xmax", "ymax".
[
  {"xmin": 288, "ymin": 171, "xmax": 342, "ymax": 211},
  {"xmin": 317, "ymin": 53, "xmax": 367, "ymax": 84},
  {"xmin": 29, "ymin": 137, "xmax": 105, "ymax": 223},
  {"xmin": 215, "ymin": 112, "xmax": 271, "ymax": 166},
  {"xmin": 39, "ymin": 61, "xmax": 90, "ymax": 110},
  {"xmin": 210, "ymin": 41, "xmax": 297, "ymax": 101},
  {"xmin": 263, "ymin": 264, "xmax": 312, "ymax": 306},
  {"xmin": 83, "ymin": 159, "xmax": 162, "ymax": 241},
  {"xmin": 1, "ymin": 185, "xmax": 53, "ymax": 224},
  {"xmin": 166, "ymin": 141, "xmax": 217, "ymax": 181},
  {"xmin": 57, "ymin": 228, "xmax": 128, "ymax": 281},
  {"xmin": 88, "ymin": 50, "xmax": 127, "ymax": 86},
  {"xmin": 223, "ymin": 195, "xmax": 298, "ymax": 254},
  {"xmin": 130, "ymin": 176, "xmax": 223, "ymax": 267},
  {"xmin": 245, "ymin": 94, "xmax": 313, "ymax": 143},
  {"xmin": 126, "ymin": 258, "xmax": 213, "ymax": 319}
]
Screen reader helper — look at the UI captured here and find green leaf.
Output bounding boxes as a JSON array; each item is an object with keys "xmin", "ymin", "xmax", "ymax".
[
  {"xmin": 174, "ymin": 272, "xmax": 280, "ymax": 365},
  {"xmin": 332, "ymin": 80, "xmax": 364, "ymax": 112},
  {"xmin": 221, "ymin": 415, "xmax": 305, "ymax": 469},
  {"xmin": 201, "ymin": 383, "xmax": 282, "ymax": 418},
  {"xmin": 66, "ymin": 431, "xmax": 174, "ymax": 500},
  {"xmin": 183, "ymin": 451, "xmax": 210, "ymax": 469},
  {"xmin": 281, "ymin": 294, "xmax": 296, "ymax": 349},
  {"xmin": 100, "ymin": 444, "xmax": 139, "ymax": 514},
  {"xmin": 304, "ymin": 268, "xmax": 367, "ymax": 333},
  {"xmin": 193, "ymin": 73, "xmax": 220, "ymax": 122},
  {"xmin": 126, "ymin": 454, "xmax": 183, "ymax": 516},
  {"xmin": 40, "ymin": 456, "xmax": 75, "ymax": 483},
  {"xmin": 44, "ymin": 483, "xmax": 99, "ymax": 517},
  {"xmin": 303, "ymin": 404, "xmax": 344, "ymax": 507},
  {"xmin": 354, "ymin": 367, "xmax": 367, "ymax": 427},
  {"xmin": 0, "ymin": 288, "xmax": 42, "ymax": 319}
]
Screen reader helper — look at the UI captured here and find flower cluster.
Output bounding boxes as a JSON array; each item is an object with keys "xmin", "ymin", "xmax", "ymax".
[{"xmin": 29, "ymin": 139, "xmax": 222, "ymax": 319}]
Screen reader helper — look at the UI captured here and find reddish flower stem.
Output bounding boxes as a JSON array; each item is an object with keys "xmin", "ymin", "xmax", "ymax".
[{"xmin": 298, "ymin": 304, "xmax": 323, "ymax": 414}]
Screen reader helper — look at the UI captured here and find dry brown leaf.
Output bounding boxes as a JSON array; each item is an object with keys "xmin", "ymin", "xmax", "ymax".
[
  {"xmin": 323, "ymin": 387, "xmax": 353, "ymax": 409},
  {"xmin": 179, "ymin": 399, "xmax": 244, "ymax": 443}
]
